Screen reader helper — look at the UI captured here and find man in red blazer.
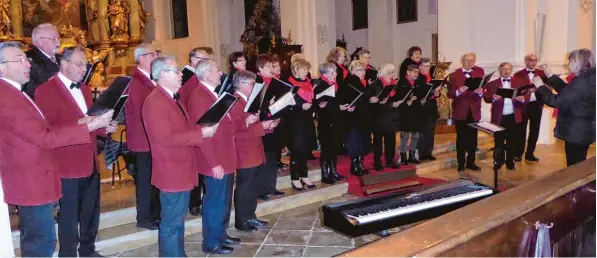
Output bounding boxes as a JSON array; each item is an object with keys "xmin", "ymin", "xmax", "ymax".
[
  {"xmin": 35, "ymin": 46, "xmax": 118, "ymax": 257},
  {"xmin": 447, "ymin": 52, "xmax": 485, "ymax": 171},
  {"xmin": 229, "ymin": 71, "xmax": 278, "ymax": 232},
  {"xmin": 179, "ymin": 47, "xmax": 211, "ymax": 216},
  {"xmin": 483, "ymin": 62, "xmax": 529, "ymax": 170},
  {"xmin": 0, "ymin": 41, "xmax": 112, "ymax": 257},
  {"xmin": 124, "ymin": 43, "xmax": 161, "ymax": 230},
  {"xmin": 141, "ymin": 55, "xmax": 215, "ymax": 257},
  {"xmin": 178, "ymin": 59, "xmax": 239, "ymax": 254},
  {"xmin": 513, "ymin": 54, "xmax": 547, "ymax": 162}
]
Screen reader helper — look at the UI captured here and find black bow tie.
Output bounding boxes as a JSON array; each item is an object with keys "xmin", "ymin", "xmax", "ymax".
[
  {"xmin": 464, "ymin": 71, "xmax": 472, "ymax": 76},
  {"xmin": 70, "ymin": 82, "xmax": 81, "ymax": 89},
  {"xmin": 173, "ymin": 93, "xmax": 180, "ymax": 101},
  {"xmin": 527, "ymin": 70, "xmax": 535, "ymax": 74},
  {"xmin": 502, "ymin": 78, "xmax": 511, "ymax": 82}
]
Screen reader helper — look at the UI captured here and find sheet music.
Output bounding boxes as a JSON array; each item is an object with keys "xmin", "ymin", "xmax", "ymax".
[
  {"xmin": 316, "ymin": 85, "xmax": 335, "ymax": 100},
  {"xmin": 273, "ymin": 77, "xmax": 294, "ymax": 88},
  {"xmin": 269, "ymin": 91, "xmax": 296, "ymax": 115},
  {"xmin": 348, "ymin": 92, "xmax": 363, "ymax": 107},
  {"xmin": 400, "ymin": 88, "xmax": 414, "ymax": 102},
  {"xmin": 473, "ymin": 121, "xmax": 505, "ymax": 133},
  {"xmin": 244, "ymin": 82, "xmax": 265, "ymax": 112}
]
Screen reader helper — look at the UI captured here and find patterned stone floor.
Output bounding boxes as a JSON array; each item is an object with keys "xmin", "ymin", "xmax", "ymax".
[{"xmin": 113, "ymin": 195, "xmax": 393, "ymax": 257}]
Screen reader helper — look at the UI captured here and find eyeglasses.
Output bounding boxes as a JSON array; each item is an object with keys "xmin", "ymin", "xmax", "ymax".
[
  {"xmin": 163, "ymin": 68, "xmax": 181, "ymax": 73},
  {"xmin": 1, "ymin": 57, "xmax": 32, "ymax": 64},
  {"xmin": 527, "ymin": 59, "xmax": 538, "ymax": 62},
  {"xmin": 40, "ymin": 36, "xmax": 59, "ymax": 42},
  {"xmin": 66, "ymin": 59, "xmax": 88, "ymax": 69},
  {"xmin": 192, "ymin": 56, "xmax": 210, "ymax": 60},
  {"xmin": 141, "ymin": 52, "xmax": 159, "ymax": 57}
]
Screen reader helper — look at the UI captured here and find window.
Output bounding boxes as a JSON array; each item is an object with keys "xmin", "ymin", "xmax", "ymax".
[
  {"xmin": 396, "ymin": 0, "xmax": 418, "ymax": 24},
  {"xmin": 171, "ymin": 0, "xmax": 189, "ymax": 39},
  {"xmin": 352, "ymin": 0, "xmax": 368, "ymax": 30}
]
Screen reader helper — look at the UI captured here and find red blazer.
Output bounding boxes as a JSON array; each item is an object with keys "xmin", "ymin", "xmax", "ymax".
[
  {"xmin": 513, "ymin": 68, "xmax": 547, "ymax": 109},
  {"xmin": 229, "ymin": 94, "xmax": 268, "ymax": 169},
  {"xmin": 35, "ymin": 76, "xmax": 105, "ymax": 178},
  {"xmin": 179, "ymin": 79, "xmax": 238, "ymax": 176},
  {"xmin": 447, "ymin": 66, "xmax": 485, "ymax": 121},
  {"xmin": 124, "ymin": 68, "xmax": 155, "ymax": 152},
  {"xmin": 142, "ymin": 86, "xmax": 204, "ymax": 192},
  {"xmin": 482, "ymin": 77, "xmax": 529, "ymax": 124},
  {"xmin": 0, "ymin": 80, "xmax": 90, "ymax": 205}
]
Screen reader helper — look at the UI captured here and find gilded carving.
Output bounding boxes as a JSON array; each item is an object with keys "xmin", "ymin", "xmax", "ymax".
[
  {"xmin": 0, "ymin": 0, "xmax": 11, "ymax": 37},
  {"xmin": 108, "ymin": 0, "xmax": 129, "ymax": 40}
]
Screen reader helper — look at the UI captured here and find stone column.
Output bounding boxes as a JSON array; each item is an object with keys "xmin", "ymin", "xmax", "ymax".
[
  {"xmin": 9, "ymin": 0, "xmax": 22, "ymax": 38},
  {"xmin": 128, "ymin": 0, "xmax": 141, "ymax": 41},
  {"xmin": 280, "ymin": 0, "xmax": 336, "ymax": 76}
]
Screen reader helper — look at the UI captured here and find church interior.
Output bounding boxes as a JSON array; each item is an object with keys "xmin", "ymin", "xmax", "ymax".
[{"xmin": 0, "ymin": 0, "xmax": 596, "ymax": 257}]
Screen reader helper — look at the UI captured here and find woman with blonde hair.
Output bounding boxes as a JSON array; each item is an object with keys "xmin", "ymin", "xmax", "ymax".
[
  {"xmin": 286, "ymin": 59, "xmax": 318, "ymax": 190},
  {"xmin": 533, "ymin": 48, "xmax": 596, "ymax": 166},
  {"xmin": 326, "ymin": 47, "xmax": 350, "ymax": 87}
]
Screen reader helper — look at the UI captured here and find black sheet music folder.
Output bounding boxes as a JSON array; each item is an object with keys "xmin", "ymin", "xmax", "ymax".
[
  {"xmin": 197, "ymin": 92, "xmax": 238, "ymax": 127},
  {"xmin": 87, "ymin": 76, "xmax": 132, "ymax": 119}
]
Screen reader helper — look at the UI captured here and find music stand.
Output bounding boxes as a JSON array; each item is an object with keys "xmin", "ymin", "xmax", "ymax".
[{"xmin": 468, "ymin": 121, "xmax": 506, "ymax": 190}]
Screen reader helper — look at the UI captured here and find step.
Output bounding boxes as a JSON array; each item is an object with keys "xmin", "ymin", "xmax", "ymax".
[
  {"xmin": 417, "ymin": 143, "xmax": 494, "ymax": 175},
  {"xmin": 12, "ymin": 182, "xmax": 348, "ymax": 255}
]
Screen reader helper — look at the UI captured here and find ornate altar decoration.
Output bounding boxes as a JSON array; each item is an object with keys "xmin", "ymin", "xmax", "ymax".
[
  {"xmin": 240, "ymin": 0, "xmax": 301, "ymax": 72},
  {"xmin": 0, "ymin": 0, "xmax": 151, "ymax": 90},
  {"xmin": 431, "ymin": 60, "xmax": 455, "ymax": 133}
]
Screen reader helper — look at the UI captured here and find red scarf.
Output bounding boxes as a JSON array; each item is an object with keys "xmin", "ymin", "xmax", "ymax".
[
  {"xmin": 289, "ymin": 76, "xmax": 313, "ymax": 103},
  {"xmin": 360, "ymin": 78, "xmax": 367, "ymax": 87},
  {"xmin": 273, "ymin": 74, "xmax": 280, "ymax": 79},
  {"xmin": 337, "ymin": 64, "xmax": 349, "ymax": 80},
  {"xmin": 381, "ymin": 77, "xmax": 396, "ymax": 98},
  {"xmin": 258, "ymin": 73, "xmax": 272, "ymax": 86},
  {"xmin": 420, "ymin": 72, "xmax": 432, "ymax": 83},
  {"xmin": 321, "ymin": 76, "xmax": 338, "ymax": 92},
  {"xmin": 553, "ymin": 73, "xmax": 577, "ymax": 118}
]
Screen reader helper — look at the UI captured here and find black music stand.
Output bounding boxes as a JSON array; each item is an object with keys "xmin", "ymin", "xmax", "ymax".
[{"xmin": 468, "ymin": 122, "xmax": 506, "ymax": 190}]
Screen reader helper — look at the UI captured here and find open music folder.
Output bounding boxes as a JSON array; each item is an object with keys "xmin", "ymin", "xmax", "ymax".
[
  {"xmin": 263, "ymin": 90, "xmax": 296, "ymax": 120},
  {"xmin": 87, "ymin": 76, "xmax": 132, "ymax": 120},
  {"xmin": 197, "ymin": 92, "xmax": 238, "ymax": 127},
  {"xmin": 315, "ymin": 83, "xmax": 336, "ymax": 102},
  {"xmin": 468, "ymin": 121, "xmax": 505, "ymax": 135},
  {"xmin": 181, "ymin": 65, "xmax": 195, "ymax": 85},
  {"xmin": 82, "ymin": 61, "xmax": 100, "ymax": 85},
  {"xmin": 377, "ymin": 84, "xmax": 396, "ymax": 100},
  {"xmin": 346, "ymin": 84, "xmax": 364, "ymax": 107},
  {"xmin": 496, "ymin": 84, "xmax": 536, "ymax": 99},
  {"xmin": 465, "ymin": 71, "xmax": 495, "ymax": 90},
  {"xmin": 244, "ymin": 82, "xmax": 265, "ymax": 113}
]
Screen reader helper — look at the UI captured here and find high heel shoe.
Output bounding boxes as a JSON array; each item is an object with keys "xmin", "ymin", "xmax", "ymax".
[
  {"xmin": 291, "ymin": 181, "xmax": 305, "ymax": 191},
  {"xmin": 300, "ymin": 178, "xmax": 316, "ymax": 189}
]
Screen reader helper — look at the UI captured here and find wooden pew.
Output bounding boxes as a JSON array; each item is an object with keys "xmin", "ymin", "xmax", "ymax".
[{"xmin": 341, "ymin": 157, "xmax": 596, "ymax": 257}]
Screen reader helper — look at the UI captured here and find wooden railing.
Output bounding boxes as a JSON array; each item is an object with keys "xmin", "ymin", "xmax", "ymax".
[{"xmin": 341, "ymin": 157, "xmax": 596, "ymax": 257}]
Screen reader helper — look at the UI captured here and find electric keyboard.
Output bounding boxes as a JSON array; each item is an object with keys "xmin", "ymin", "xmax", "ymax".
[{"xmin": 321, "ymin": 178, "xmax": 498, "ymax": 237}]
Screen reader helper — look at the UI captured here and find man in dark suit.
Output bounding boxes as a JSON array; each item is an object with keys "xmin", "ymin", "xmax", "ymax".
[
  {"xmin": 23, "ymin": 23, "xmax": 61, "ymax": 99},
  {"xmin": 35, "ymin": 46, "xmax": 118, "ymax": 257},
  {"xmin": 179, "ymin": 59, "xmax": 240, "ymax": 255},
  {"xmin": 513, "ymin": 54, "xmax": 547, "ymax": 162},
  {"xmin": 141, "ymin": 55, "xmax": 215, "ymax": 257},
  {"xmin": 447, "ymin": 52, "xmax": 485, "ymax": 171},
  {"xmin": 0, "ymin": 41, "xmax": 112, "ymax": 257},
  {"xmin": 124, "ymin": 43, "xmax": 161, "ymax": 230},
  {"xmin": 229, "ymin": 70, "xmax": 277, "ymax": 232},
  {"xmin": 483, "ymin": 62, "xmax": 529, "ymax": 170}
]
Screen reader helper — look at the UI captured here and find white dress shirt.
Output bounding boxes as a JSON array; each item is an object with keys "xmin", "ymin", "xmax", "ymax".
[
  {"xmin": 456, "ymin": 68, "xmax": 481, "ymax": 97},
  {"xmin": 500, "ymin": 77, "xmax": 514, "ymax": 115},
  {"xmin": 58, "ymin": 72, "xmax": 88, "ymax": 114},
  {"xmin": 1, "ymin": 77, "xmax": 44, "ymax": 118},
  {"xmin": 200, "ymin": 80, "xmax": 219, "ymax": 98},
  {"xmin": 237, "ymin": 91, "xmax": 248, "ymax": 102},
  {"xmin": 138, "ymin": 67, "xmax": 156, "ymax": 86},
  {"xmin": 526, "ymin": 69, "xmax": 537, "ymax": 102}
]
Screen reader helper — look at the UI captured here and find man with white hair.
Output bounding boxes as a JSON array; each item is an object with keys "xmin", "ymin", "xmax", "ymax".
[
  {"xmin": 124, "ymin": 43, "xmax": 161, "ymax": 230},
  {"xmin": 0, "ymin": 41, "xmax": 112, "ymax": 257},
  {"xmin": 178, "ymin": 59, "xmax": 238, "ymax": 254},
  {"xmin": 23, "ymin": 23, "xmax": 61, "ymax": 98}
]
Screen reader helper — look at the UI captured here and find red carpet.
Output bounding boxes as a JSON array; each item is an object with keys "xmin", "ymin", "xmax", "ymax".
[{"xmin": 312, "ymin": 152, "xmax": 444, "ymax": 196}]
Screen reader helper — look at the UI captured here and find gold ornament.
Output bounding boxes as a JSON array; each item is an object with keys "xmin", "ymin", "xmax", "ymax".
[{"xmin": 108, "ymin": 0, "xmax": 130, "ymax": 40}]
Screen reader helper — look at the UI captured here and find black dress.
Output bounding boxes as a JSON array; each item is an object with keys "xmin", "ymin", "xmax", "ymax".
[
  {"xmin": 397, "ymin": 78, "xmax": 424, "ymax": 133},
  {"xmin": 287, "ymin": 76, "xmax": 318, "ymax": 180},
  {"xmin": 340, "ymin": 75, "xmax": 373, "ymax": 157},
  {"xmin": 314, "ymin": 79, "xmax": 343, "ymax": 161}
]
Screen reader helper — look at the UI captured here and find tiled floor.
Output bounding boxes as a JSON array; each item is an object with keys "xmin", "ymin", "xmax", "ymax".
[{"xmin": 114, "ymin": 195, "xmax": 394, "ymax": 257}]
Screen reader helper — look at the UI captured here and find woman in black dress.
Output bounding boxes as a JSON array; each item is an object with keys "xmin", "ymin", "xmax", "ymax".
[{"xmin": 286, "ymin": 59, "xmax": 318, "ymax": 191}]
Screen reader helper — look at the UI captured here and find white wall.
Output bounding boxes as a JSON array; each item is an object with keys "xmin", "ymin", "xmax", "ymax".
[
  {"xmin": 335, "ymin": 0, "xmax": 369, "ymax": 55},
  {"xmin": 392, "ymin": 0, "xmax": 438, "ymax": 64},
  {"xmin": 217, "ymin": 0, "xmax": 245, "ymax": 72}
]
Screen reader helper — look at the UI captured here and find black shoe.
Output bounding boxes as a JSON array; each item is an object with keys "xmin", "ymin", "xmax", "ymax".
[
  {"xmin": 385, "ymin": 162, "xmax": 399, "ymax": 169},
  {"xmin": 136, "ymin": 220, "xmax": 159, "ymax": 230},
  {"xmin": 506, "ymin": 163, "xmax": 516, "ymax": 170},
  {"xmin": 320, "ymin": 160, "xmax": 336, "ymax": 185},
  {"xmin": 235, "ymin": 223, "xmax": 258, "ymax": 233},
  {"xmin": 427, "ymin": 155, "xmax": 437, "ymax": 161},
  {"xmin": 301, "ymin": 179, "xmax": 316, "ymax": 189},
  {"xmin": 221, "ymin": 236, "xmax": 241, "ymax": 246},
  {"xmin": 330, "ymin": 158, "xmax": 347, "ymax": 181},
  {"xmin": 513, "ymin": 156, "xmax": 522, "ymax": 162},
  {"xmin": 373, "ymin": 163, "xmax": 383, "ymax": 171},
  {"xmin": 400, "ymin": 152, "xmax": 409, "ymax": 165},
  {"xmin": 246, "ymin": 218, "xmax": 269, "ymax": 228},
  {"xmin": 466, "ymin": 164, "xmax": 481, "ymax": 171},
  {"xmin": 257, "ymin": 194, "xmax": 271, "ymax": 201},
  {"xmin": 358, "ymin": 156, "xmax": 370, "ymax": 175},
  {"xmin": 269, "ymin": 190, "xmax": 285, "ymax": 196},
  {"xmin": 203, "ymin": 245, "xmax": 233, "ymax": 255},
  {"xmin": 350, "ymin": 158, "xmax": 363, "ymax": 176},
  {"xmin": 408, "ymin": 151, "xmax": 420, "ymax": 164},
  {"xmin": 189, "ymin": 206, "xmax": 202, "ymax": 216},
  {"xmin": 278, "ymin": 162, "xmax": 289, "ymax": 169},
  {"xmin": 457, "ymin": 166, "xmax": 465, "ymax": 172},
  {"xmin": 291, "ymin": 182, "xmax": 305, "ymax": 191},
  {"xmin": 525, "ymin": 155, "xmax": 540, "ymax": 162}
]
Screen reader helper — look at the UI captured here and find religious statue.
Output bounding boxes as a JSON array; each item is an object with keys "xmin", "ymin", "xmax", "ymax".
[
  {"xmin": 0, "ymin": 0, "xmax": 11, "ymax": 37},
  {"xmin": 89, "ymin": 62, "xmax": 106, "ymax": 89},
  {"xmin": 108, "ymin": 0, "xmax": 129, "ymax": 40},
  {"xmin": 86, "ymin": 0, "xmax": 100, "ymax": 42},
  {"xmin": 97, "ymin": 0, "xmax": 110, "ymax": 41},
  {"xmin": 137, "ymin": 0, "xmax": 150, "ymax": 39}
]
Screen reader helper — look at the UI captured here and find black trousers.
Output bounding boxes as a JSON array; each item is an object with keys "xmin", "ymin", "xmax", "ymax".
[
  {"xmin": 564, "ymin": 141, "xmax": 591, "ymax": 167},
  {"xmin": 520, "ymin": 101, "xmax": 543, "ymax": 157},
  {"xmin": 58, "ymin": 170, "xmax": 100, "ymax": 257},
  {"xmin": 455, "ymin": 113, "xmax": 478, "ymax": 167},
  {"xmin": 189, "ymin": 174, "xmax": 204, "ymax": 210},
  {"xmin": 346, "ymin": 129, "xmax": 369, "ymax": 158},
  {"xmin": 373, "ymin": 132, "xmax": 396, "ymax": 165},
  {"xmin": 494, "ymin": 115, "xmax": 518, "ymax": 166},
  {"xmin": 319, "ymin": 124, "xmax": 342, "ymax": 162},
  {"xmin": 290, "ymin": 151, "xmax": 309, "ymax": 180},
  {"xmin": 418, "ymin": 119, "xmax": 437, "ymax": 158},
  {"xmin": 134, "ymin": 152, "xmax": 161, "ymax": 223},
  {"xmin": 258, "ymin": 151, "xmax": 281, "ymax": 195},
  {"xmin": 234, "ymin": 164, "xmax": 263, "ymax": 224}
]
